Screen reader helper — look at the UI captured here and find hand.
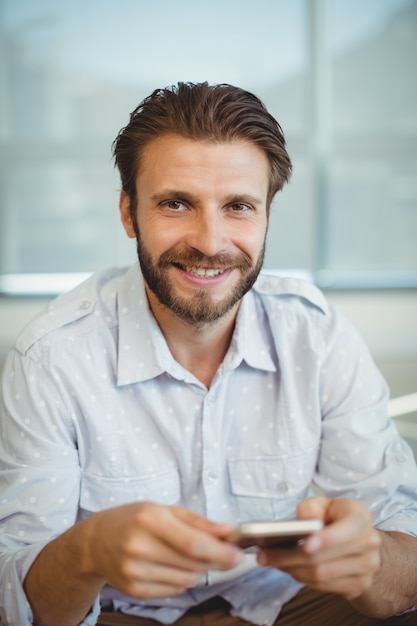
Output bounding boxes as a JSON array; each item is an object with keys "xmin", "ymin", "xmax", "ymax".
[
  {"xmin": 82, "ymin": 502, "xmax": 243, "ymax": 599},
  {"xmin": 256, "ymin": 496, "xmax": 381, "ymax": 599}
]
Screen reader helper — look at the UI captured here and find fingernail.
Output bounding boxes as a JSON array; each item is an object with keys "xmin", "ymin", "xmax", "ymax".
[{"xmin": 305, "ymin": 535, "xmax": 321, "ymax": 553}]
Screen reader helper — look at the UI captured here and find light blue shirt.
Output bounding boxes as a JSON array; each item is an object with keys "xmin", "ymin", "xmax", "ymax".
[{"xmin": 1, "ymin": 265, "xmax": 417, "ymax": 626}]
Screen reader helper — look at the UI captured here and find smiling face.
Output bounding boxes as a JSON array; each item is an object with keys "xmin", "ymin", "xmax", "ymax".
[{"xmin": 119, "ymin": 134, "xmax": 270, "ymax": 326}]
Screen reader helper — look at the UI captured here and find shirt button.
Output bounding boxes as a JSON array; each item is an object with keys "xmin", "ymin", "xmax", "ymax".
[
  {"xmin": 276, "ymin": 481, "xmax": 289, "ymax": 493},
  {"xmin": 208, "ymin": 471, "xmax": 218, "ymax": 482},
  {"xmin": 79, "ymin": 300, "xmax": 91, "ymax": 310}
]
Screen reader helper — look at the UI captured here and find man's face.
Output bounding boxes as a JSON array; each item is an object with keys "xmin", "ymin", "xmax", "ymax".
[{"xmin": 120, "ymin": 134, "xmax": 270, "ymax": 325}]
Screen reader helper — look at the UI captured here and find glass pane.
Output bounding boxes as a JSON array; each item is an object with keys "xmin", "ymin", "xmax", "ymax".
[
  {"xmin": 328, "ymin": 157, "xmax": 417, "ymax": 271},
  {"xmin": 265, "ymin": 156, "xmax": 314, "ymax": 270},
  {"xmin": 0, "ymin": 0, "xmax": 310, "ymax": 276},
  {"xmin": 328, "ymin": 0, "xmax": 417, "ymax": 273}
]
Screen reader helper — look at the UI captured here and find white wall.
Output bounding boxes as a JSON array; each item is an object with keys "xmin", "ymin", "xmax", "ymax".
[
  {"xmin": 1, "ymin": 290, "xmax": 416, "ymax": 361},
  {"xmin": 325, "ymin": 290, "xmax": 417, "ymax": 358}
]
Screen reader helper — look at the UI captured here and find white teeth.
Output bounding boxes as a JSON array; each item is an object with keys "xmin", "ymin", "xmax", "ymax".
[{"xmin": 187, "ymin": 267, "xmax": 224, "ymax": 277}]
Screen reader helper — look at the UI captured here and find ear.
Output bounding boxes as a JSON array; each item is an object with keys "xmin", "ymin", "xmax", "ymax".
[{"xmin": 119, "ymin": 191, "xmax": 136, "ymax": 239}]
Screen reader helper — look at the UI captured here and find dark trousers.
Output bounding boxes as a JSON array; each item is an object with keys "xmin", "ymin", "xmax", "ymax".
[{"xmin": 97, "ymin": 588, "xmax": 417, "ymax": 625}]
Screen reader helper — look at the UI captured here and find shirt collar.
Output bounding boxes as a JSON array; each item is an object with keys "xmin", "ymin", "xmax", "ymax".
[
  {"xmin": 116, "ymin": 265, "xmax": 276, "ymax": 386},
  {"xmin": 116, "ymin": 265, "xmax": 172, "ymax": 386},
  {"xmin": 223, "ymin": 289, "xmax": 276, "ymax": 373}
]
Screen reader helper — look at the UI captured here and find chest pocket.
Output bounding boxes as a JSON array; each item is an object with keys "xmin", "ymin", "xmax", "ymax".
[
  {"xmin": 79, "ymin": 468, "xmax": 181, "ymax": 516},
  {"xmin": 227, "ymin": 448, "xmax": 318, "ymax": 523}
]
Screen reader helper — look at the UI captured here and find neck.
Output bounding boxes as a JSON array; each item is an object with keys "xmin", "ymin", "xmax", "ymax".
[{"xmin": 145, "ymin": 288, "xmax": 238, "ymax": 388}]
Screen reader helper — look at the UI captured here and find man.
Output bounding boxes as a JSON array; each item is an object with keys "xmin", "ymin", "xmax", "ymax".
[{"xmin": 1, "ymin": 82, "xmax": 417, "ymax": 626}]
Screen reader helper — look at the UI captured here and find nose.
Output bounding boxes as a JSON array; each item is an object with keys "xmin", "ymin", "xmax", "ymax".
[{"xmin": 186, "ymin": 209, "xmax": 227, "ymax": 258}]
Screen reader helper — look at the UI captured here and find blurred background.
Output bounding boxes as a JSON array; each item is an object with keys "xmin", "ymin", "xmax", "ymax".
[{"xmin": 0, "ymin": 0, "xmax": 416, "ymax": 450}]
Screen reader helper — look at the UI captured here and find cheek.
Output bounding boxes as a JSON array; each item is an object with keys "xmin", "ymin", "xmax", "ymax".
[
  {"xmin": 239, "ymin": 223, "xmax": 267, "ymax": 259},
  {"xmin": 139, "ymin": 219, "xmax": 181, "ymax": 255}
]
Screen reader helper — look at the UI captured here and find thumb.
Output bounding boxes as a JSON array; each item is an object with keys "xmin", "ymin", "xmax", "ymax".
[{"xmin": 297, "ymin": 496, "xmax": 329, "ymax": 521}]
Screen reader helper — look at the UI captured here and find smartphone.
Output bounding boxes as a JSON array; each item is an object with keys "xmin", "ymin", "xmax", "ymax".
[{"xmin": 227, "ymin": 519, "xmax": 323, "ymax": 549}]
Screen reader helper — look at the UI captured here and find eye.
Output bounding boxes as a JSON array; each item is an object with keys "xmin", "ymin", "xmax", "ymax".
[
  {"xmin": 229, "ymin": 202, "xmax": 251, "ymax": 212},
  {"xmin": 163, "ymin": 200, "xmax": 187, "ymax": 211}
]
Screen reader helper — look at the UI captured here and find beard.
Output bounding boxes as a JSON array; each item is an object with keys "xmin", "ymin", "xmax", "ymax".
[{"xmin": 135, "ymin": 231, "xmax": 265, "ymax": 326}]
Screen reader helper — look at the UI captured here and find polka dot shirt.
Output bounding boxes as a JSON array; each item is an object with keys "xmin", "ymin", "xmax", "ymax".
[{"xmin": 1, "ymin": 266, "xmax": 417, "ymax": 625}]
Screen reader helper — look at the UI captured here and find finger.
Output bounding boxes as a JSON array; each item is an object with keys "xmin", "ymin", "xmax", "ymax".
[
  {"xmin": 302, "ymin": 499, "xmax": 376, "ymax": 555},
  {"xmin": 124, "ymin": 530, "xmax": 212, "ymax": 574},
  {"xmin": 301, "ymin": 527, "xmax": 380, "ymax": 563},
  {"xmin": 166, "ymin": 526, "xmax": 243, "ymax": 570},
  {"xmin": 287, "ymin": 566, "xmax": 375, "ymax": 598},
  {"xmin": 258, "ymin": 527, "xmax": 380, "ymax": 569},
  {"xmin": 295, "ymin": 497, "xmax": 329, "ymax": 554},
  {"xmin": 172, "ymin": 507, "xmax": 236, "ymax": 539},
  {"xmin": 172, "ymin": 506, "xmax": 218, "ymax": 529},
  {"xmin": 297, "ymin": 496, "xmax": 329, "ymax": 521},
  {"xmin": 134, "ymin": 505, "xmax": 243, "ymax": 570},
  {"xmin": 128, "ymin": 581, "xmax": 198, "ymax": 599},
  {"xmin": 302, "ymin": 546, "xmax": 380, "ymax": 583},
  {"xmin": 120, "ymin": 558, "xmax": 205, "ymax": 595},
  {"xmin": 134, "ymin": 530, "xmax": 241, "ymax": 574},
  {"xmin": 121, "ymin": 573, "xmax": 204, "ymax": 600},
  {"xmin": 265, "ymin": 548, "xmax": 380, "ymax": 598}
]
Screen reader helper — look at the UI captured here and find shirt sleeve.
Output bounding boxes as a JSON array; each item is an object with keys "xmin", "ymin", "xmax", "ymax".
[
  {"xmin": 0, "ymin": 348, "xmax": 101, "ymax": 625},
  {"xmin": 315, "ymin": 307, "xmax": 417, "ymax": 537}
]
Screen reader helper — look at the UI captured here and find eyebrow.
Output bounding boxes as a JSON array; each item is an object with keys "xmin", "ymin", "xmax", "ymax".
[
  {"xmin": 150, "ymin": 189, "xmax": 265, "ymax": 207},
  {"xmin": 150, "ymin": 189, "xmax": 199, "ymax": 204}
]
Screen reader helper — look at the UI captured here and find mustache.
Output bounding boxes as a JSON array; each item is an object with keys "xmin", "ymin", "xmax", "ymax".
[{"xmin": 157, "ymin": 248, "xmax": 253, "ymax": 271}]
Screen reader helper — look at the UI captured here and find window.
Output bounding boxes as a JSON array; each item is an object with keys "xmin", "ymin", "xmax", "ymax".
[
  {"xmin": 325, "ymin": 0, "xmax": 417, "ymax": 286},
  {"xmin": 0, "ymin": 0, "xmax": 416, "ymax": 293}
]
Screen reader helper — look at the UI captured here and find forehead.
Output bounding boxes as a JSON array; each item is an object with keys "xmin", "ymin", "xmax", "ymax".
[{"xmin": 136, "ymin": 134, "xmax": 270, "ymax": 194}]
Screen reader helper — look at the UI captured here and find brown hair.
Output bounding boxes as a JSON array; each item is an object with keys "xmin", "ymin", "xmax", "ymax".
[{"xmin": 112, "ymin": 81, "xmax": 292, "ymax": 212}]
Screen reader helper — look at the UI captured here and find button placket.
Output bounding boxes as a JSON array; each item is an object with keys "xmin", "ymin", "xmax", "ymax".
[{"xmin": 201, "ymin": 389, "xmax": 223, "ymax": 518}]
